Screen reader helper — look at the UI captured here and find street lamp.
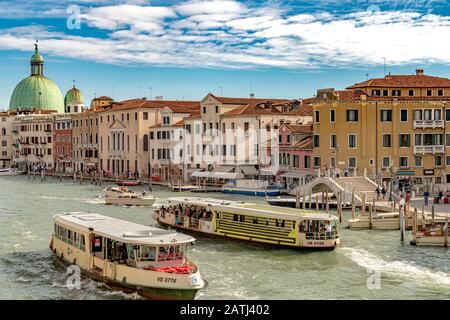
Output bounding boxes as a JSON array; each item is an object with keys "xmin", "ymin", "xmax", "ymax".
[
  {"xmin": 332, "ymin": 144, "xmax": 341, "ymax": 177},
  {"xmin": 388, "ymin": 165, "xmax": 397, "ymax": 201}
]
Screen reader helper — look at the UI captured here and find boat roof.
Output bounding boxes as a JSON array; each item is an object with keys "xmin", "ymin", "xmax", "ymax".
[
  {"xmin": 54, "ymin": 213, "xmax": 195, "ymax": 245},
  {"xmin": 165, "ymin": 197, "xmax": 338, "ymax": 221}
]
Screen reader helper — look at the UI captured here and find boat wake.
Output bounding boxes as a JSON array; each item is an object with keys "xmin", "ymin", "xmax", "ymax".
[
  {"xmin": 40, "ymin": 195, "xmax": 104, "ymax": 205},
  {"xmin": 341, "ymin": 247, "xmax": 450, "ymax": 287}
]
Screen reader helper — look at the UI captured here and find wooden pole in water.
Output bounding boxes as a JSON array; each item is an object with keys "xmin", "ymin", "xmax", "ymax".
[
  {"xmin": 338, "ymin": 192, "xmax": 343, "ymax": 223},
  {"xmin": 431, "ymin": 205, "xmax": 435, "ymax": 227},
  {"xmin": 321, "ymin": 191, "xmax": 325, "ymax": 210},
  {"xmin": 351, "ymin": 190, "xmax": 356, "ymax": 219},
  {"xmin": 413, "ymin": 208, "xmax": 418, "ymax": 234},
  {"xmin": 315, "ymin": 194, "xmax": 319, "ymax": 211},
  {"xmin": 444, "ymin": 217, "xmax": 448, "ymax": 248},
  {"xmin": 302, "ymin": 193, "xmax": 306, "ymax": 210},
  {"xmin": 362, "ymin": 193, "xmax": 366, "ymax": 216},
  {"xmin": 400, "ymin": 205, "xmax": 405, "ymax": 242},
  {"xmin": 325, "ymin": 191, "xmax": 329, "ymax": 213},
  {"xmin": 309, "ymin": 192, "xmax": 312, "ymax": 209},
  {"xmin": 296, "ymin": 190, "xmax": 300, "ymax": 209},
  {"xmin": 368, "ymin": 203, "xmax": 373, "ymax": 229}
]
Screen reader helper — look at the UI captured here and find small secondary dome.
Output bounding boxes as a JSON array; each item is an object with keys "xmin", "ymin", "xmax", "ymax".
[{"xmin": 65, "ymin": 85, "xmax": 85, "ymax": 105}]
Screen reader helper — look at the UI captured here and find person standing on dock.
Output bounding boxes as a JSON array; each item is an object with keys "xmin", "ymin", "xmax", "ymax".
[
  {"xmin": 375, "ymin": 186, "xmax": 381, "ymax": 200},
  {"xmin": 424, "ymin": 190, "xmax": 430, "ymax": 206},
  {"xmin": 399, "ymin": 194, "xmax": 405, "ymax": 211},
  {"xmin": 381, "ymin": 186, "xmax": 386, "ymax": 200}
]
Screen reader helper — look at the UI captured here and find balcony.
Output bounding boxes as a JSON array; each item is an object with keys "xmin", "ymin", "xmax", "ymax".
[
  {"xmin": 414, "ymin": 145, "xmax": 444, "ymax": 154},
  {"xmin": 413, "ymin": 120, "xmax": 444, "ymax": 129}
]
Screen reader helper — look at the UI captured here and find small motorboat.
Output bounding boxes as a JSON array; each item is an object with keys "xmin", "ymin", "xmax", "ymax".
[
  {"xmin": 116, "ymin": 180, "xmax": 141, "ymax": 187},
  {"xmin": 0, "ymin": 168, "xmax": 25, "ymax": 176},
  {"xmin": 105, "ymin": 186, "xmax": 156, "ymax": 206}
]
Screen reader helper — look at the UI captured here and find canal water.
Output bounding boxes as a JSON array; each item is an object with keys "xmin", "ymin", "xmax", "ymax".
[{"xmin": 0, "ymin": 176, "xmax": 449, "ymax": 300}]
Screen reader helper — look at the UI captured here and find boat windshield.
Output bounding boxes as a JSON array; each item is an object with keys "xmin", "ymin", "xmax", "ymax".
[
  {"xmin": 299, "ymin": 219, "xmax": 339, "ymax": 240},
  {"xmin": 158, "ymin": 244, "xmax": 186, "ymax": 261}
]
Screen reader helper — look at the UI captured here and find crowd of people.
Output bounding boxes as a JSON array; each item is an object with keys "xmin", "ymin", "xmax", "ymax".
[{"xmin": 158, "ymin": 204, "xmax": 213, "ymax": 227}]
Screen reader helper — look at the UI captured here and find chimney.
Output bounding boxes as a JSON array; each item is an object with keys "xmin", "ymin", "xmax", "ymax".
[
  {"xmin": 416, "ymin": 69, "xmax": 424, "ymax": 76},
  {"xmin": 155, "ymin": 96, "xmax": 163, "ymax": 101},
  {"xmin": 250, "ymin": 93, "xmax": 255, "ymax": 99}
]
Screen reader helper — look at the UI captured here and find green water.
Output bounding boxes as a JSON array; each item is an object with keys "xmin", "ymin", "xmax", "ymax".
[{"xmin": 0, "ymin": 176, "xmax": 449, "ymax": 300}]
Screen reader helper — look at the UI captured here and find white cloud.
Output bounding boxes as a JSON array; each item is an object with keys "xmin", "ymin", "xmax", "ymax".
[{"xmin": 0, "ymin": 2, "xmax": 449, "ymax": 70}]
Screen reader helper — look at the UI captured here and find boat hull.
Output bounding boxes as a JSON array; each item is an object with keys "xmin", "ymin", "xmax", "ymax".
[
  {"xmin": 116, "ymin": 181, "xmax": 141, "ymax": 187},
  {"xmin": 105, "ymin": 198, "xmax": 156, "ymax": 207},
  {"xmin": 348, "ymin": 217, "xmax": 412, "ymax": 230},
  {"xmin": 411, "ymin": 236, "xmax": 448, "ymax": 247},
  {"xmin": 0, "ymin": 171, "xmax": 24, "ymax": 176},
  {"xmin": 222, "ymin": 188, "xmax": 280, "ymax": 197},
  {"xmin": 157, "ymin": 219, "xmax": 339, "ymax": 251},
  {"xmin": 53, "ymin": 254, "xmax": 198, "ymax": 300}
]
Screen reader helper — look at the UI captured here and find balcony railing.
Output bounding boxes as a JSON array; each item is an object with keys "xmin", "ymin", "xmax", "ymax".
[
  {"xmin": 414, "ymin": 145, "xmax": 445, "ymax": 154},
  {"xmin": 413, "ymin": 120, "xmax": 444, "ymax": 129}
]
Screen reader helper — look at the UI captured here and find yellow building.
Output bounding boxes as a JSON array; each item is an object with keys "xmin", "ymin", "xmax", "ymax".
[{"xmin": 313, "ymin": 69, "xmax": 450, "ymax": 189}]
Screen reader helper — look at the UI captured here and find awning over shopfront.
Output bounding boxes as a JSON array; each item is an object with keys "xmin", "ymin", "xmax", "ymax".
[
  {"xmin": 260, "ymin": 167, "xmax": 281, "ymax": 176},
  {"xmin": 281, "ymin": 171, "xmax": 315, "ymax": 179},
  {"xmin": 214, "ymin": 166, "xmax": 235, "ymax": 173},
  {"xmin": 239, "ymin": 165, "xmax": 258, "ymax": 176},
  {"xmin": 396, "ymin": 171, "xmax": 415, "ymax": 176},
  {"xmin": 191, "ymin": 171, "xmax": 244, "ymax": 180}
]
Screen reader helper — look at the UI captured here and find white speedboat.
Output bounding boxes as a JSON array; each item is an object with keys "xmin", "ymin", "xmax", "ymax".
[
  {"xmin": 0, "ymin": 168, "xmax": 25, "ymax": 176},
  {"xmin": 50, "ymin": 213, "xmax": 205, "ymax": 300},
  {"xmin": 104, "ymin": 187, "xmax": 157, "ymax": 207}
]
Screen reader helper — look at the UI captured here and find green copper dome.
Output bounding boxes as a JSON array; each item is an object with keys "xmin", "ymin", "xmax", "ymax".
[
  {"xmin": 9, "ymin": 76, "xmax": 65, "ymax": 112},
  {"xmin": 9, "ymin": 44, "xmax": 64, "ymax": 113},
  {"xmin": 65, "ymin": 86, "xmax": 84, "ymax": 105}
]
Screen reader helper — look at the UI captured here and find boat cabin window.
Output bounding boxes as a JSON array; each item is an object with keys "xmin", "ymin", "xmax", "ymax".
[
  {"xmin": 158, "ymin": 245, "xmax": 186, "ymax": 261},
  {"xmin": 252, "ymin": 217, "xmax": 258, "ymax": 224},
  {"xmin": 140, "ymin": 245, "xmax": 156, "ymax": 261},
  {"xmin": 299, "ymin": 219, "xmax": 338, "ymax": 239},
  {"xmin": 106, "ymin": 238, "xmax": 127, "ymax": 263},
  {"xmin": 239, "ymin": 215, "xmax": 245, "ymax": 223},
  {"xmin": 275, "ymin": 219, "xmax": 285, "ymax": 228},
  {"xmin": 233, "ymin": 214, "xmax": 238, "ymax": 221},
  {"xmin": 54, "ymin": 224, "xmax": 85, "ymax": 251}
]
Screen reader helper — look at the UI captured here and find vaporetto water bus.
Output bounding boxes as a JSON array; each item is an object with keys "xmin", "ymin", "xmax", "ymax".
[
  {"xmin": 50, "ymin": 213, "xmax": 205, "ymax": 300},
  {"xmin": 153, "ymin": 197, "xmax": 341, "ymax": 250}
]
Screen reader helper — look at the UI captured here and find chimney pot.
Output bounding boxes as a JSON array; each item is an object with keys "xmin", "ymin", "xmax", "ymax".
[{"xmin": 416, "ymin": 69, "xmax": 424, "ymax": 75}]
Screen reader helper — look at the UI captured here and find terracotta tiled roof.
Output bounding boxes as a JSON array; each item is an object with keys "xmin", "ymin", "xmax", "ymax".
[
  {"xmin": 286, "ymin": 124, "xmax": 313, "ymax": 134},
  {"xmin": 347, "ymin": 74, "xmax": 450, "ymax": 89},
  {"xmin": 210, "ymin": 94, "xmax": 288, "ymax": 105},
  {"xmin": 93, "ymin": 96, "xmax": 113, "ymax": 101},
  {"xmin": 293, "ymin": 137, "xmax": 313, "ymax": 150},
  {"xmin": 97, "ymin": 99, "xmax": 200, "ymax": 113},
  {"xmin": 221, "ymin": 99, "xmax": 312, "ymax": 117}
]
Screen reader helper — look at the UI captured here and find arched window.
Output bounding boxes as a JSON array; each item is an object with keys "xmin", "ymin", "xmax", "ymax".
[
  {"xmin": 143, "ymin": 134, "xmax": 149, "ymax": 152},
  {"xmin": 1, "ymin": 128, "xmax": 6, "ymax": 135}
]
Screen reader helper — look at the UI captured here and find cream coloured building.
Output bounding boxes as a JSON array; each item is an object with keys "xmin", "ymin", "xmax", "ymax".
[
  {"xmin": 0, "ymin": 111, "xmax": 15, "ymax": 168},
  {"xmin": 12, "ymin": 111, "xmax": 57, "ymax": 171},
  {"xmin": 98, "ymin": 98, "xmax": 199, "ymax": 179},
  {"xmin": 181, "ymin": 93, "xmax": 313, "ymax": 180}
]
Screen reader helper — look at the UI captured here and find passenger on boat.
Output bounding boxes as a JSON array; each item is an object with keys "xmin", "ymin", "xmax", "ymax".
[{"xmin": 325, "ymin": 221, "xmax": 333, "ymax": 238}]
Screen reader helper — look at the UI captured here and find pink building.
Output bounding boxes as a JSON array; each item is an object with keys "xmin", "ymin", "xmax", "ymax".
[{"xmin": 278, "ymin": 123, "xmax": 314, "ymax": 187}]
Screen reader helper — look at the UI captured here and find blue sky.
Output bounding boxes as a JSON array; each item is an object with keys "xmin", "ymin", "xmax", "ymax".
[{"xmin": 0, "ymin": 0, "xmax": 449, "ymax": 109}]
